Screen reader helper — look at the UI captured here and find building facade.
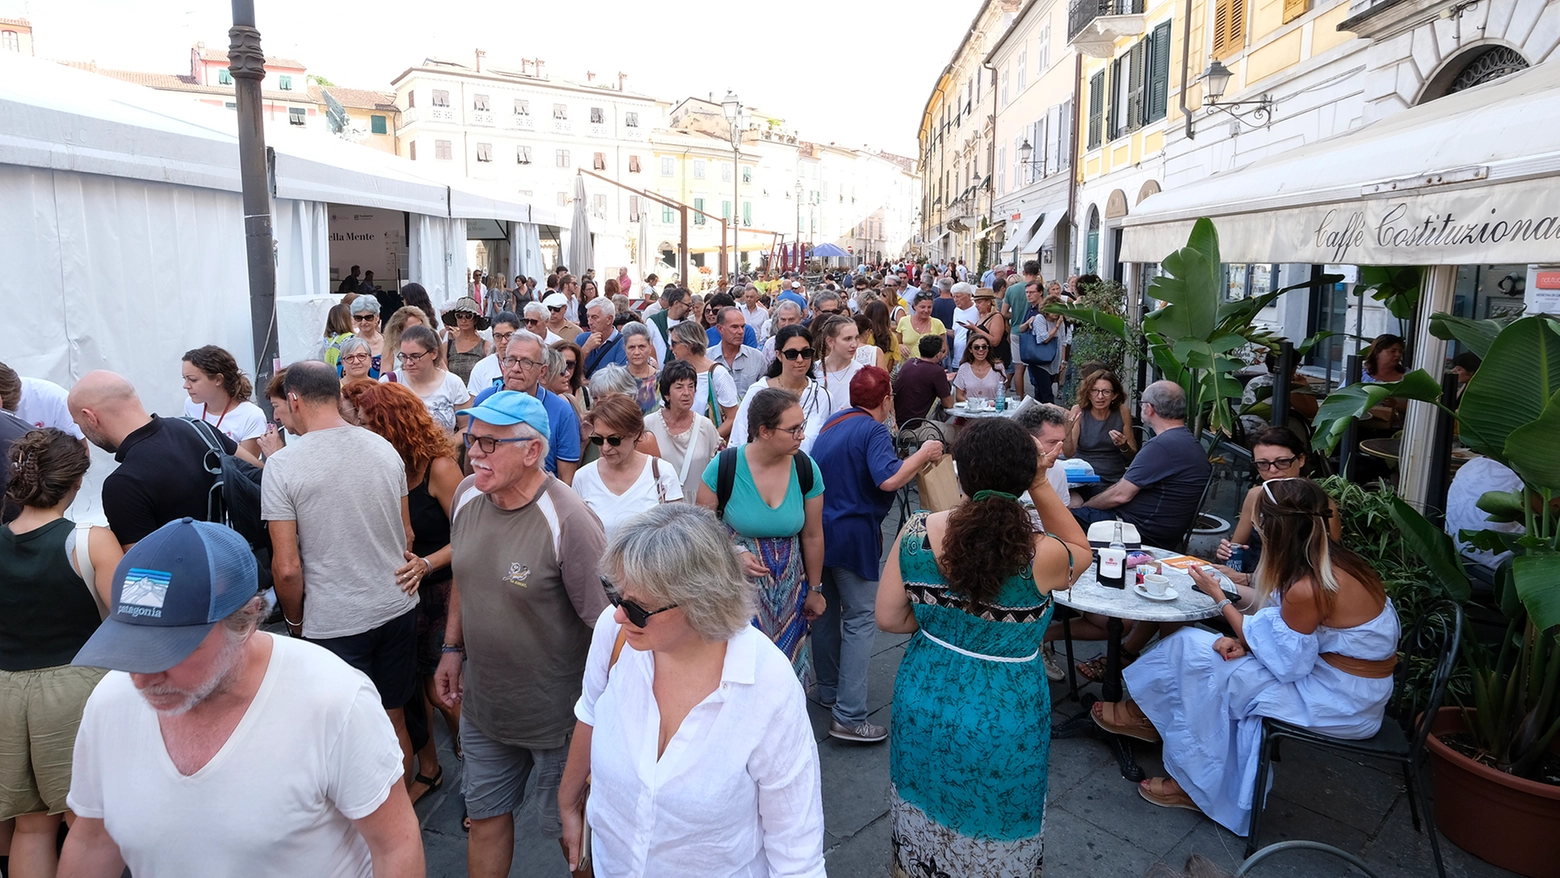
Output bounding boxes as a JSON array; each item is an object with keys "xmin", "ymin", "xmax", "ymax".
[{"xmin": 1, "ymin": 17, "xmax": 34, "ymax": 55}]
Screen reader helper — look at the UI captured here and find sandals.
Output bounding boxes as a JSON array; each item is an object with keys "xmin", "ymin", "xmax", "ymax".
[
  {"xmin": 1076, "ymin": 649, "xmax": 1139, "ymax": 683},
  {"xmin": 408, "ymin": 766, "xmax": 443, "ymax": 806},
  {"xmin": 1139, "ymin": 777, "xmax": 1201, "ymax": 812},
  {"xmin": 1091, "ymin": 700, "xmax": 1161, "ymax": 743}
]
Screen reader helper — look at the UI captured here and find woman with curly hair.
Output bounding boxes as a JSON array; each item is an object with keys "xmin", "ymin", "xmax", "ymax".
[
  {"xmin": 347, "ymin": 380, "xmax": 463, "ymax": 806},
  {"xmin": 0, "ymin": 429, "xmax": 121, "ymax": 878},
  {"xmin": 382, "ymin": 305, "xmax": 434, "ymax": 373},
  {"xmin": 181, "ymin": 345, "xmax": 266, "ymax": 457},
  {"xmin": 876, "ymin": 418, "xmax": 1088, "ymax": 877}
]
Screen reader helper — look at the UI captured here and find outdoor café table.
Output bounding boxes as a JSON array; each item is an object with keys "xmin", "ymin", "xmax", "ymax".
[
  {"xmin": 1359, "ymin": 437, "xmax": 1400, "ymax": 464},
  {"xmin": 949, "ymin": 397, "xmax": 1028, "ymax": 420},
  {"xmin": 1051, "ymin": 546, "xmax": 1225, "ymax": 781}
]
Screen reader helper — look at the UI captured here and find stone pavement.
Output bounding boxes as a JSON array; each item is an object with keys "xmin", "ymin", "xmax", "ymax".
[{"xmin": 412, "ymin": 626, "xmax": 1517, "ymax": 877}]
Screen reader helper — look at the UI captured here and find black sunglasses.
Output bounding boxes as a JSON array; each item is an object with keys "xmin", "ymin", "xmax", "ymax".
[
  {"xmin": 601, "ymin": 576, "xmax": 677, "ymax": 627},
  {"xmin": 548, "ymin": 305, "xmax": 565, "ymax": 313},
  {"xmin": 588, "ymin": 433, "xmax": 626, "ymax": 447},
  {"xmin": 780, "ymin": 348, "xmax": 815, "ymax": 361}
]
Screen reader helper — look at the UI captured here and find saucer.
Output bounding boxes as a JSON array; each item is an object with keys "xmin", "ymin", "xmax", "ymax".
[{"xmin": 1133, "ymin": 583, "xmax": 1178, "ymax": 602}]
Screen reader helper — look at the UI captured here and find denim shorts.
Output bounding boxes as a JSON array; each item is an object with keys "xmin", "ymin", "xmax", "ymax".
[{"xmin": 460, "ymin": 721, "xmax": 569, "ymax": 834}]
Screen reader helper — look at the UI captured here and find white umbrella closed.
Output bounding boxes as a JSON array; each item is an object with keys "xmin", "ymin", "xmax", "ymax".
[{"xmin": 568, "ymin": 173, "xmax": 594, "ymax": 277}]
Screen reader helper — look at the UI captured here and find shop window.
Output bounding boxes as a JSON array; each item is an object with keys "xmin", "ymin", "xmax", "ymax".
[{"xmin": 370, "ymin": 115, "xmax": 387, "ymax": 135}]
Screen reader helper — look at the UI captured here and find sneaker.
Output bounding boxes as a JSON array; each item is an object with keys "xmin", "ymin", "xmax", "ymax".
[
  {"xmin": 1041, "ymin": 644, "xmax": 1066, "ymax": 682},
  {"xmin": 829, "ymin": 719, "xmax": 889, "ymax": 743}
]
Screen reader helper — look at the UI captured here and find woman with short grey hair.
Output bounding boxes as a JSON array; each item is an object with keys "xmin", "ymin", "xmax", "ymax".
[
  {"xmin": 620, "ymin": 322, "xmax": 661, "ymax": 413},
  {"xmin": 348, "ymin": 295, "xmax": 385, "ymax": 375},
  {"xmin": 669, "ymin": 321, "xmax": 739, "ymax": 440},
  {"xmin": 336, "ymin": 336, "xmax": 376, "ymax": 383},
  {"xmin": 558, "ymin": 504, "xmax": 825, "ymax": 878}
]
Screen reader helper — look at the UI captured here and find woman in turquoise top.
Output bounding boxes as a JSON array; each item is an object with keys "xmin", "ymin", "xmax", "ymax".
[
  {"xmin": 698, "ymin": 388, "xmax": 826, "ymax": 686},
  {"xmin": 876, "ymin": 419, "xmax": 1089, "ymax": 877}
]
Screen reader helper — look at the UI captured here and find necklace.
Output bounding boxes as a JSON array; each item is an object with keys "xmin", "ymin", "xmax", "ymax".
[{"xmin": 202, "ymin": 400, "xmax": 234, "ymax": 430}]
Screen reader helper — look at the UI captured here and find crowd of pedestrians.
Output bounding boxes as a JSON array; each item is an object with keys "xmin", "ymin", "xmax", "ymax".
[{"xmin": 0, "ymin": 258, "xmax": 1399, "ymax": 877}]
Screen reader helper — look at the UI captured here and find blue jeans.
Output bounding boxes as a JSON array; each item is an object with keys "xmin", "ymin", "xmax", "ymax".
[{"xmin": 813, "ymin": 566, "xmax": 879, "ymax": 726}]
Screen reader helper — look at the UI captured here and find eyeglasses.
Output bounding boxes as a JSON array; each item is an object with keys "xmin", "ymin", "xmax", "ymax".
[
  {"xmin": 548, "ymin": 305, "xmax": 565, "ymax": 313},
  {"xmin": 493, "ymin": 331, "xmax": 516, "ymax": 342},
  {"xmin": 1090, "ymin": 388, "xmax": 1114, "ymax": 396},
  {"xmin": 456, "ymin": 313, "xmax": 476, "ymax": 321},
  {"xmin": 341, "ymin": 353, "xmax": 370, "ymax": 363},
  {"xmin": 816, "ymin": 307, "xmax": 841, "ymax": 315},
  {"xmin": 502, "ymin": 357, "xmax": 541, "ymax": 370},
  {"xmin": 1255, "ymin": 456, "xmax": 1299, "ymax": 472},
  {"xmin": 779, "ymin": 348, "xmax": 815, "ymax": 361},
  {"xmin": 562, "ymin": 360, "xmax": 576, "ymax": 373},
  {"xmin": 601, "ymin": 577, "xmax": 678, "ymax": 628},
  {"xmin": 398, "ymin": 350, "xmax": 433, "ymax": 364},
  {"xmin": 970, "ymin": 344, "xmax": 989, "ymax": 351},
  {"xmin": 774, "ymin": 423, "xmax": 807, "ymax": 439},
  {"xmin": 588, "ymin": 434, "xmax": 626, "ymax": 447},
  {"xmin": 462, "ymin": 432, "xmax": 537, "ymax": 453},
  {"xmin": 523, "ymin": 318, "xmax": 542, "ymax": 326},
  {"xmin": 353, "ymin": 314, "xmax": 378, "ymax": 322}
]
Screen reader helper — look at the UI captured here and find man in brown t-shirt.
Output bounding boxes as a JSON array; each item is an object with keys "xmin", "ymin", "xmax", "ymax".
[{"xmin": 435, "ymin": 390, "xmax": 608, "ymax": 876}]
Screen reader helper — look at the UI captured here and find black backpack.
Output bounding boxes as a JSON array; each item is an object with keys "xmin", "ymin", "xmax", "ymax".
[
  {"xmin": 713, "ymin": 446, "xmax": 815, "ymax": 521},
  {"xmin": 180, "ymin": 418, "xmax": 269, "ymax": 552}
]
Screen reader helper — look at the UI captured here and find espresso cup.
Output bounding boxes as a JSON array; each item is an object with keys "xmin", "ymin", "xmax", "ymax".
[{"xmin": 1143, "ymin": 573, "xmax": 1170, "ymax": 597}]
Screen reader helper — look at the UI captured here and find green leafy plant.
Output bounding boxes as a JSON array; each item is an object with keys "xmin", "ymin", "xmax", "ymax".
[
  {"xmin": 1313, "ymin": 315, "xmax": 1560, "ymax": 779},
  {"xmin": 1048, "ymin": 218, "xmax": 1338, "ymax": 436},
  {"xmin": 1357, "ymin": 266, "xmax": 1422, "ymax": 322},
  {"xmin": 1066, "ymin": 278, "xmax": 1134, "ymax": 397}
]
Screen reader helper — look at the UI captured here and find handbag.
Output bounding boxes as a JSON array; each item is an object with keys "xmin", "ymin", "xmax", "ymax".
[
  {"xmin": 1018, "ymin": 304, "xmax": 1060, "ymax": 366},
  {"xmin": 578, "ymin": 626, "xmax": 631, "ymax": 875}
]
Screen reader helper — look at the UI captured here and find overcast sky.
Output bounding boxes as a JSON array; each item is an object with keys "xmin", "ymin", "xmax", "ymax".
[{"xmin": 13, "ymin": 0, "xmax": 980, "ymax": 157}]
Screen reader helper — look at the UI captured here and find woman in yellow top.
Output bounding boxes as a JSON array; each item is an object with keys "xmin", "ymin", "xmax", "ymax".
[{"xmin": 896, "ymin": 292, "xmax": 946, "ymax": 361}]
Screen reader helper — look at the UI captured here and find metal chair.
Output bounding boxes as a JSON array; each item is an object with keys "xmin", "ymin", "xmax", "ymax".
[
  {"xmin": 1235, "ymin": 841, "xmax": 1383, "ymax": 877},
  {"xmin": 1245, "ymin": 600, "xmax": 1463, "ymax": 878}
]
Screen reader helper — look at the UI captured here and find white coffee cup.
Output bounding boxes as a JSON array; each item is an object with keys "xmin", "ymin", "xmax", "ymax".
[{"xmin": 1143, "ymin": 573, "xmax": 1170, "ymax": 597}]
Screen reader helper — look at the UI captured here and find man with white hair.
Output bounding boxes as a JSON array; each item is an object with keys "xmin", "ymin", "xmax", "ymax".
[
  {"xmin": 761, "ymin": 300, "xmax": 805, "ymax": 368},
  {"xmin": 466, "ymin": 310, "xmax": 523, "ymax": 395},
  {"xmin": 522, "ymin": 302, "xmax": 564, "ymax": 346},
  {"xmin": 436, "ymin": 391, "xmax": 608, "ymax": 878},
  {"xmin": 472, "ymin": 331, "xmax": 581, "ymax": 484},
  {"xmin": 738, "ymin": 284, "xmax": 768, "ymax": 328},
  {"xmin": 577, "ymin": 297, "xmax": 628, "ymax": 379},
  {"xmin": 61, "ymin": 518, "xmax": 424, "ymax": 876},
  {"xmin": 948, "ymin": 282, "xmax": 979, "ymax": 366}
]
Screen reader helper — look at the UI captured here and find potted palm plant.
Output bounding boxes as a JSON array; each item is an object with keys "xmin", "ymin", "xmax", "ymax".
[{"xmin": 1312, "ymin": 314, "xmax": 1560, "ymax": 877}]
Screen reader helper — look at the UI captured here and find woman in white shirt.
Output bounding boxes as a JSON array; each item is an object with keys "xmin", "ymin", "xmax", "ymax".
[
  {"xmin": 559, "ymin": 503, "xmax": 826, "ymax": 878},
  {"xmin": 180, "ymin": 345, "xmax": 268, "ymax": 457},
  {"xmin": 812, "ymin": 314, "xmax": 863, "ymax": 417},
  {"xmin": 571, "ymin": 393, "xmax": 683, "ymax": 541},
  {"xmin": 669, "ymin": 321, "xmax": 740, "ymax": 442},
  {"xmin": 644, "ymin": 361, "xmax": 720, "ymax": 503},
  {"xmin": 379, "ymin": 325, "xmax": 472, "ymax": 433},
  {"xmin": 729, "ymin": 325, "xmax": 832, "ymax": 454}
]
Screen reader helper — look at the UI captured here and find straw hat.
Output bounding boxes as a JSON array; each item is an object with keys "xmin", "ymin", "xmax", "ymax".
[{"xmin": 441, "ymin": 296, "xmax": 489, "ymax": 330}]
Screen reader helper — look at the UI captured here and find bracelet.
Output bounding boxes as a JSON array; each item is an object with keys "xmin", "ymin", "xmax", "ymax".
[
  {"xmin": 1214, "ymin": 598, "xmax": 1233, "ymax": 613},
  {"xmin": 283, "ymin": 614, "xmax": 302, "ymax": 627},
  {"xmin": 441, "ymin": 643, "xmax": 465, "ymax": 654},
  {"xmin": 420, "ymin": 557, "xmax": 432, "ymax": 574}
]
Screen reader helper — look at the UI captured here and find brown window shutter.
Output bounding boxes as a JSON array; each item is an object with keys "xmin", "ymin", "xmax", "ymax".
[
  {"xmin": 1282, "ymin": 0, "xmax": 1308, "ymax": 24},
  {"xmin": 1216, "ymin": 0, "xmax": 1248, "ymax": 59}
]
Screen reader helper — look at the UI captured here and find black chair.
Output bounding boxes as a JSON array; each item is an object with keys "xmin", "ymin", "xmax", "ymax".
[
  {"xmin": 1235, "ymin": 840, "xmax": 1383, "ymax": 877},
  {"xmin": 1245, "ymin": 600, "xmax": 1463, "ymax": 878}
]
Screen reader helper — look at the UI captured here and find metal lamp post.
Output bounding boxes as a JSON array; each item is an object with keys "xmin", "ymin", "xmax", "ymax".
[
  {"xmin": 722, "ymin": 90, "xmax": 742, "ymax": 279},
  {"xmin": 229, "ymin": 0, "xmax": 279, "ymax": 414}
]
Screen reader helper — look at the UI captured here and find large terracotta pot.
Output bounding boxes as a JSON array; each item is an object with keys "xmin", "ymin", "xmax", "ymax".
[{"xmin": 1425, "ymin": 707, "xmax": 1560, "ymax": 878}]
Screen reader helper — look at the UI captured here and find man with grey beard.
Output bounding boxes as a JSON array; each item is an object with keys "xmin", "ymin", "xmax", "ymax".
[{"xmin": 61, "ymin": 518, "xmax": 425, "ymax": 877}]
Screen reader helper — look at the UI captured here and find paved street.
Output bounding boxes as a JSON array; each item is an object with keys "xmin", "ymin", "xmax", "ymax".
[{"xmin": 411, "ymin": 626, "xmax": 1519, "ymax": 877}]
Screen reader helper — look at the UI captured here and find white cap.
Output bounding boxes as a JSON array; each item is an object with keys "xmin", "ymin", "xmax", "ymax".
[
  {"xmin": 543, "ymin": 292, "xmax": 569, "ymax": 309},
  {"xmin": 789, "ymin": 280, "xmax": 800, "ymax": 289}
]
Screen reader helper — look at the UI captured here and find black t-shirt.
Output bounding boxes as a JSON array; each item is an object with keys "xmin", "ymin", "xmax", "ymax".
[
  {"xmin": 894, "ymin": 359, "xmax": 952, "ymax": 422},
  {"xmin": 1117, "ymin": 426, "xmax": 1211, "ymax": 548},
  {"xmin": 103, "ymin": 416, "xmax": 237, "ymax": 546},
  {"xmin": 0, "ymin": 410, "xmax": 33, "ymax": 523}
]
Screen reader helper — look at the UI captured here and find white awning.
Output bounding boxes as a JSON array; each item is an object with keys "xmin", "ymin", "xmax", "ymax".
[
  {"xmin": 1008, "ymin": 209, "xmax": 1065, "ymax": 256},
  {"xmin": 1121, "ymin": 61, "xmax": 1560, "ymax": 266},
  {"xmin": 446, "ymin": 184, "xmax": 531, "ymax": 223}
]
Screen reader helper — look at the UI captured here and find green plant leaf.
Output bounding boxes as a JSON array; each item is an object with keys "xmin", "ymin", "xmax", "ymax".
[
  {"xmin": 1296, "ymin": 330, "xmax": 1335, "ymax": 356},
  {"xmin": 1145, "ymin": 219, "xmax": 1220, "ymax": 342},
  {"xmin": 1476, "ymin": 490, "xmax": 1531, "ymax": 524},
  {"xmin": 1504, "ymin": 390, "xmax": 1560, "ymax": 490},
  {"xmin": 1310, "ymin": 370, "xmax": 1446, "ymax": 454},
  {"xmin": 1457, "ymin": 317, "xmax": 1560, "ymax": 461},
  {"xmin": 1430, "ymin": 313, "xmax": 1518, "ymax": 359},
  {"xmin": 1388, "ymin": 495, "xmax": 1472, "ymax": 603},
  {"xmin": 1461, "ymin": 528, "xmax": 1526, "ymax": 555},
  {"xmin": 1041, "ymin": 304, "xmax": 1128, "ymax": 341},
  {"xmin": 1513, "ymin": 555, "xmax": 1560, "ymax": 634}
]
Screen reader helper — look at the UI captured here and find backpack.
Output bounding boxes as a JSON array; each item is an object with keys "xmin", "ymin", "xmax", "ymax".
[
  {"xmin": 180, "ymin": 418, "xmax": 269, "ymax": 553},
  {"xmin": 713, "ymin": 446, "xmax": 815, "ymax": 521}
]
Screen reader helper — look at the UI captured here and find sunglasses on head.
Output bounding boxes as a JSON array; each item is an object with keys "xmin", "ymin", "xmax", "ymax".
[
  {"xmin": 780, "ymin": 347, "xmax": 815, "ymax": 361},
  {"xmin": 588, "ymin": 433, "xmax": 627, "ymax": 447},
  {"xmin": 601, "ymin": 576, "xmax": 678, "ymax": 628}
]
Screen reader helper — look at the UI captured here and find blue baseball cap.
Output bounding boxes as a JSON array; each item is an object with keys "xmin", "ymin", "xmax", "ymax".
[
  {"xmin": 74, "ymin": 518, "xmax": 258, "ymax": 674},
  {"xmin": 458, "ymin": 390, "xmax": 550, "ymax": 438}
]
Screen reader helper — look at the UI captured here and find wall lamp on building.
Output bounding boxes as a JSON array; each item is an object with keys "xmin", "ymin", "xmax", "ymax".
[
  {"xmin": 1017, "ymin": 139, "xmax": 1044, "ymax": 177},
  {"xmin": 1197, "ymin": 60, "xmax": 1274, "ymax": 133}
]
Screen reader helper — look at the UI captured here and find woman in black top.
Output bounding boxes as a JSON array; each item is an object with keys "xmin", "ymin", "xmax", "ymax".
[
  {"xmin": 349, "ymin": 382, "xmax": 463, "ymax": 805},
  {"xmin": 0, "ymin": 428, "xmax": 120, "ymax": 875}
]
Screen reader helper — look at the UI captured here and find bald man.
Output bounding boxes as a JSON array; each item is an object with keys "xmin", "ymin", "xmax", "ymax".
[{"xmin": 69, "ymin": 371, "xmax": 260, "ymax": 549}]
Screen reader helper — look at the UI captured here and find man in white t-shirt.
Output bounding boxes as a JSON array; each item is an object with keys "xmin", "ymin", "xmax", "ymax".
[
  {"xmin": 62, "ymin": 518, "xmax": 423, "ymax": 877},
  {"xmin": 948, "ymin": 282, "xmax": 979, "ymax": 366},
  {"xmin": 0, "ymin": 364, "xmax": 85, "ymax": 440}
]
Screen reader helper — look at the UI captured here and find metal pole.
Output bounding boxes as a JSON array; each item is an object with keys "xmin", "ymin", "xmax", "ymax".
[
  {"xmin": 732, "ymin": 141, "xmax": 740, "ymax": 277},
  {"xmin": 229, "ymin": 0, "xmax": 278, "ymax": 413},
  {"xmin": 720, "ymin": 217, "xmax": 728, "ymax": 280},
  {"xmin": 679, "ymin": 207, "xmax": 689, "ymax": 288}
]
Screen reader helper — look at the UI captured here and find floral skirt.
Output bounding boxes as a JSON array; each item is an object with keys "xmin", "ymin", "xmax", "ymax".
[{"xmin": 737, "ymin": 532, "xmax": 812, "ymax": 688}]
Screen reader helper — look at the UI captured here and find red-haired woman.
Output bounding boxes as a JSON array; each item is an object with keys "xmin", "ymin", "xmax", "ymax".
[{"xmin": 349, "ymin": 380, "xmax": 464, "ymax": 805}]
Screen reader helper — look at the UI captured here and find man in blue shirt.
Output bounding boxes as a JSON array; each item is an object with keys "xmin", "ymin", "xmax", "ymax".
[
  {"xmin": 700, "ymin": 293, "xmax": 758, "ymax": 348},
  {"xmin": 576, "ymin": 298, "xmax": 628, "ymax": 379},
  {"xmin": 472, "ymin": 331, "xmax": 581, "ymax": 484},
  {"xmin": 776, "ymin": 280, "xmax": 809, "ymax": 316},
  {"xmin": 810, "ymin": 366, "xmax": 944, "ymax": 743}
]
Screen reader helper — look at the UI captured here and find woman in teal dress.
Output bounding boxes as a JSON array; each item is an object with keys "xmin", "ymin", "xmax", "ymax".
[{"xmin": 876, "ymin": 419, "xmax": 1090, "ymax": 876}]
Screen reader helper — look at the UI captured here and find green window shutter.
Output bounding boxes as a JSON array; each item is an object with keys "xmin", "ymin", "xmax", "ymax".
[
  {"xmin": 1146, "ymin": 22, "xmax": 1172, "ymax": 123},
  {"xmin": 1087, "ymin": 72, "xmax": 1105, "ymax": 149},
  {"xmin": 1108, "ymin": 57, "xmax": 1123, "ymax": 140},
  {"xmin": 1126, "ymin": 41, "xmax": 1146, "ymax": 132},
  {"xmin": 370, "ymin": 115, "xmax": 388, "ymax": 135}
]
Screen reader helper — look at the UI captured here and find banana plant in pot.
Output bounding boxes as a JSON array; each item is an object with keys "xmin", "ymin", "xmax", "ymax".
[{"xmin": 1312, "ymin": 313, "xmax": 1560, "ymax": 876}]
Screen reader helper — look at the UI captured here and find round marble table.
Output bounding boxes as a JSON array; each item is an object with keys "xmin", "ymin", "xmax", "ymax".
[
  {"xmin": 949, "ymin": 398, "xmax": 1028, "ymax": 419},
  {"xmin": 1051, "ymin": 546, "xmax": 1229, "ymax": 781}
]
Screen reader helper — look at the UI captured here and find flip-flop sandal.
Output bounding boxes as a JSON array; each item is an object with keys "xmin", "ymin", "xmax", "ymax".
[
  {"xmin": 1139, "ymin": 777, "xmax": 1201, "ymax": 812},
  {"xmin": 408, "ymin": 766, "xmax": 444, "ymax": 805},
  {"xmin": 1077, "ymin": 650, "xmax": 1140, "ymax": 683},
  {"xmin": 1091, "ymin": 701, "xmax": 1161, "ymax": 743}
]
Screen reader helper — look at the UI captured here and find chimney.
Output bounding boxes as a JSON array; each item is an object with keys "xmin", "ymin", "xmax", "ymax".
[
  {"xmin": 617, "ymin": 72, "xmax": 627, "ymax": 90},
  {"xmin": 475, "ymin": 48, "xmax": 485, "ymax": 73},
  {"xmin": 535, "ymin": 59, "xmax": 545, "ymax": 77},
  {"xmin": 586, "ymin": 71, "xmax": 595, "ymax": 82}
]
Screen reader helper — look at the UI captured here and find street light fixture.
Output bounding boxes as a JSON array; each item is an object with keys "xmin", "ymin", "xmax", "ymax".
[
  {"xmin": 1197, "ymin": 59, "xmax": 1274, "ymax": 131},
  {"xmin": 722, "ymin": 90, "xmax": 742, "ymax": 278},
  {"xmin": 1017, "ymin": 137, "xmax": 1044, "ymax": 184}
]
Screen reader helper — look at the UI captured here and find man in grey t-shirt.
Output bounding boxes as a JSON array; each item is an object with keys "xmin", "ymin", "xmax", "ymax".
[{"xmin": 264, "ymin": 362, "xmax": 420, "ymax": 730}]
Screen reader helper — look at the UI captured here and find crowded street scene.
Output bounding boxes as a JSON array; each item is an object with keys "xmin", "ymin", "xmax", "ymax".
[{"xmin": 1, "ymin": 0, "xmax": 1559, "ymax": 876}]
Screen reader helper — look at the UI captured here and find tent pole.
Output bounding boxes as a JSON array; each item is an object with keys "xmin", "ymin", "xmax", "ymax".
[{"xmin": 229, "ymin": 0, "xmax": 279, "ymax": 415}]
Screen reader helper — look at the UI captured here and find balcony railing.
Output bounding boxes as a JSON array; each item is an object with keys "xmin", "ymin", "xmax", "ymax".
[{"xmin": 1068, "ymin": 0, "xmax": 1145, "ymax": 41}]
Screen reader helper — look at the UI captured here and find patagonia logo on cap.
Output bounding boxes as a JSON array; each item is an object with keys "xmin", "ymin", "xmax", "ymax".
[{"xmin": 120, "ymin": 568, "xmax": 172, "ymax": 617}]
